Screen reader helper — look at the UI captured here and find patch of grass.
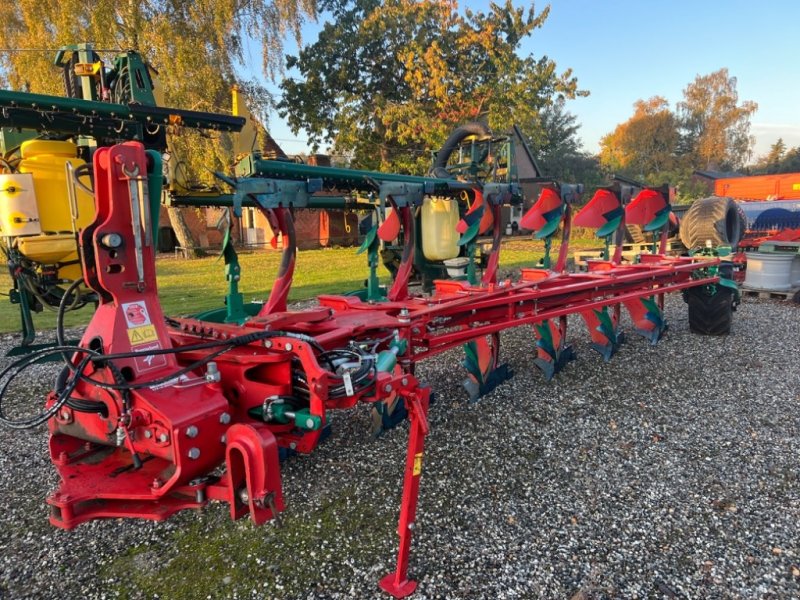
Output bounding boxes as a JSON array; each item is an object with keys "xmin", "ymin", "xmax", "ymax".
[
  {"xmin": 103, "ymin": 489, "xmax": 393, "ymax": 599},
  {"xmin": 0, "ymin": 237, "xmax": 601, "ymax": 334}
]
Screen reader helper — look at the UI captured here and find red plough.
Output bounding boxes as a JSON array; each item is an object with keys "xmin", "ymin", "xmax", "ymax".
[{"xmin": 1, "ymin": 143, "xmax": 731, "ymax": 597}]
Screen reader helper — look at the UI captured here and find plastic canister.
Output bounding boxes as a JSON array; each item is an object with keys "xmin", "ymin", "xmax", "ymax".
[
  {"xmin": 17, "ymin": 140, "xmax": 94, "ymax": 234},
  {"xmin": 421, "ymin": 197, "xmax": 459, "ymax": 261}
]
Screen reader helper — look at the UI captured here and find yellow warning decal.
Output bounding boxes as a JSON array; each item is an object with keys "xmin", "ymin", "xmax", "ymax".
[
  {"xmin": 793, "ymin": 183, "xmax": 800, "ymax": 191},
  {"xmin": 413, "ymin": 452, "xmax": 423, "ymax": 476},
  {"xmin": 128, "ymin": 324, "xmax": 158, "ymax": 344}
]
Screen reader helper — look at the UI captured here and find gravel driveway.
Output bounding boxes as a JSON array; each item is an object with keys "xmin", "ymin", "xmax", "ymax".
[{"xmin": 0, "ymin": 294, "xmax": 798, "ymax": 599}]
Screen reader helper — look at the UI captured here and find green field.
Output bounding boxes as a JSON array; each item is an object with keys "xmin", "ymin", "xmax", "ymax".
[{"xmin": 0, "ymin": 237, "xmax": 601, "ymax": 335}]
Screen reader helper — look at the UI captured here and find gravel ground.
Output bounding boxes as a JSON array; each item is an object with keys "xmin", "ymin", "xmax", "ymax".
[{"xmin": 0, "ymin": 294, "xmax": 799, "ymax": 599}]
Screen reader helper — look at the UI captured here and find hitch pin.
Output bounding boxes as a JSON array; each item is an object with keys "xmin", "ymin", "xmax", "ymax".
[
  {"xmin": 124, "ymin": 164, "xmax": 146, "ymax": 291},
  {"xmin": 138, "ymin": 176, "xmax": 152, "ymax": 248}
]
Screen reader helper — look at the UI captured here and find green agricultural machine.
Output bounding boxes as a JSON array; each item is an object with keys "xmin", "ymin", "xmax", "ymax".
[{"xmin": 0, "ymin": 43, "xmax": 245, "ymax": 348}]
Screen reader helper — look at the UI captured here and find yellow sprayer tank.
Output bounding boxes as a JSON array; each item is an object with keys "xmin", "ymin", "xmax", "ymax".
[
  {"xmin": 421, "ymin": 196, "xmax": 460, "ymax": 261},
  {"xmin": 1, "ymin": 140, "xmax": 95, "ymax": 280}
]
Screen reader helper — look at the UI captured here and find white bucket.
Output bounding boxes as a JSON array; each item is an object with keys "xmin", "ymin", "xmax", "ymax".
[
  {"xmin": 792, "ymin": 256, "xmax": 800, "ymax": 287},
  {"xmin": 443, "ymin": 257, "xmax": 470, "ymax": 278},
  {"xmin": 744, "ymin": 252, "xmax": 794, "ymax": 291}
]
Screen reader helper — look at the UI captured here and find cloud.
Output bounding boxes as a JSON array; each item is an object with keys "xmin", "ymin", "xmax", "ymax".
[{"xmin": 750, "ymin": 122, "xmax": 800, "ymax": 155}]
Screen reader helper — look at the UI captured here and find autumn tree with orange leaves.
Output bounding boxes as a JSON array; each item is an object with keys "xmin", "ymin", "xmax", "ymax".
[
  {"xmin": 599, "ymin": 69, "xmax": 757, "ymax": 201},
  {"xmin": 678, "ymin": 68, "xmax": 757, "ymax": 170},
  {"xmin": 599, "ymin": 97, "xmax": 680, "ymax": 176}
]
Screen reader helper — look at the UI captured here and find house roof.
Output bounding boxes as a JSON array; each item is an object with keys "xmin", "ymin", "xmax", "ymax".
[{"xmin": 693, "ymin": 170, "xmax": 743, "ymax": 180}]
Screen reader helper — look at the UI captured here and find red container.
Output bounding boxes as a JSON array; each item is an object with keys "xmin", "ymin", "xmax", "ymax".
[{"xmin": 715, "ymin": 173, "xmax": 800, "ymax": 201}]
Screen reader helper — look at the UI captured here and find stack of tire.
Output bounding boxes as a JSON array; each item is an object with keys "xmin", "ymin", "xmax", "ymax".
[{"xmin": 678, "ymin": 197, "xmax": 745, "ymax": 336}]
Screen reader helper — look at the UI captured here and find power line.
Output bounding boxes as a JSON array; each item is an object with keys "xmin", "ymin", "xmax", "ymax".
[{"xmin": 0, "ymin": 47, "xmax": 123, "ymax": 53}]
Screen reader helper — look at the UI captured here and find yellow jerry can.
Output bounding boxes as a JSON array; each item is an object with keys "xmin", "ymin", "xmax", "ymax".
[{"xmin": 421, "ymin": 196, "xmax": 460, "ymax": 261}]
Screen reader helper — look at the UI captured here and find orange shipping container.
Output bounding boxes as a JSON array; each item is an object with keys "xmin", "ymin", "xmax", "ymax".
[{"xmin": 714, "ymin": 173, "xmax": 800, "ymax": 201}]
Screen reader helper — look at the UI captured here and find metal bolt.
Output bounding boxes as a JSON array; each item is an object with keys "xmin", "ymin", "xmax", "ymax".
[
  {"xmin": 401, "ymin": 377, "xmax": 408, "ymax": 386},
  {"xmin": 205, "ymin": 361, "xmax": 221, "ymax": 383},
  {"xmin": 239, "ymin": 488, "xmax": 250, "ymax": 504},
  {"xmin": 188, "ymin": 447, "xmax": 200, "ymax": 459},
  {"xmin": 305, "ymin": 418, "xmax": 315, "ymax": 430},
  {"xmin": 100, "ymin": 232, "xmax": 123, "ymax": 248},
  {"xmin": 289, "ymin": 442, "xmax": 297, "ymax": 450},
  {"xmin": 285, "ymin": 342, "xmax": 293, "ymax": 351},
  {"xmin": 264, "ymin": 340, "xmax": 273, "ymax": 348},
  {"xmin": 144, "ymin": 430, "xmax": 152, "ymax": 439},
  {"xmin": 384, "ymin": 383, "xmax": 393, "ymax": 393},
  {"xmin": 220, "ymin": 434, "xmax": 227, "ymax": 444},
  {"xmin": 219, "ymin": 412, "xmax": 231, "ymax": 424},
  {"xmin": 186, "ymin": 425, "xmax": 198, "ymax": 438},
  {"xmin": 158, "ymin": 433, "xmax": 168, "ymax": 443},
  {"xmin": 152, "ymin": 478, "xmax": 162, "ymax": 489}
]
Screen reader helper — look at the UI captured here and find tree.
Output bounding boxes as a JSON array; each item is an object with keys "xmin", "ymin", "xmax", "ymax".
[
  {"xmin": 677, "ymin": 68, "xmax": 757, "ymax": 170},
  {"xmin": 279, "ymin": 0, "xmax": 586, "ymax": 173},
  {"xmin": 779, "ymin": 147, "xmax": 800, "ymax": 173},
  {"xmin": 598, "ymin": 96, "xmax": 680, "ymax": 178},
  {"xmin": 535, "ymin": 98, "xmax": 602, "ymax": 187},
  {"xmin": 0, "ymin": 0, "xmax": 315, "ymax": 252},
  {"xmin": 762, "ymin": 138, "xmax": 787, "ymax": 173}
]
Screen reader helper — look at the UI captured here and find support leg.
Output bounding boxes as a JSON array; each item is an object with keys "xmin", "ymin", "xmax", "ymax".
[
  {"xmin": 380, "ymin": 387, "xmax": 430, "ymax": 598},
  {"xmin": 17, "ymin": 284, "xmax": 36, "ymax": 347}
]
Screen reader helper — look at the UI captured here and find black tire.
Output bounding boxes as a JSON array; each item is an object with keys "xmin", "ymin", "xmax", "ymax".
[
  {"xmin": 679, "ymin": 196, "xmax": 745, "ymax": 250},
  {"xmin": 685, "ymin": 286, "xmax": 733, "ymax": 335}
]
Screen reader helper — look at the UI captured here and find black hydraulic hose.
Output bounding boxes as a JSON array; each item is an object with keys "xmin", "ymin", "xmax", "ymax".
[
  {"xmin": 56, "ymin": 278, "xmax": 85, "ymax": 356},
  {"xmin": 2, "ymin": 294, "xmax": 366, "ymax": 429},
  {"xmin": 429, "ymin": 121, "xmax": 492, "ymax": 178},
  {"xmin": 72, "ymin": 162, "xmax": 94, "ymax": 196},
  {"xmin": 0, "ymin": 347, "xmax": 94, "ymax": 430},
  {"xmin": 55, "ymin": 327, "xmax": 330, "ymax": 395},
  {"xmin": 0, "ymin": 330, "xmax": 311, "ymax": 428}
]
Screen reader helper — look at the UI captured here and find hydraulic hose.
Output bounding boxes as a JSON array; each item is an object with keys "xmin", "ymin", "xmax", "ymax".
[{"xmin": 429, "ymin": 122, "xmax": 492, "ymax": 179}]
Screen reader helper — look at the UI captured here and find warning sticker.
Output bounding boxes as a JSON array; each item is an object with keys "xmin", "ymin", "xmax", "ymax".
[
  {"xmin": 132, "ymin": 341, "xmax": 167, "ymax": 372},
  {"xmin": 122, "ymin": 301, "xmax": 152, "ymax": 327},
  {"xmin": 413, "ymin": 452, "xmax": 423, "ymax": 476},
  {"xmin": 127, "ymin": 324, "xmax": 158, "ymax": 345}
]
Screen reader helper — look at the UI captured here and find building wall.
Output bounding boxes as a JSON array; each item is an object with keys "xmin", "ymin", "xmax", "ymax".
[
  {"xmin": 157, "ymin": 206, "xmax": 231, "ymax": 251},
  {"xmin": 243, "ymin": 208, "xmax": 359, "ymax": 249}
]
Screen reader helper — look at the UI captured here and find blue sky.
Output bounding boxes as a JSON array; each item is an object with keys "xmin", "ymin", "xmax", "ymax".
[{"xmin": 251, "ymin": 0, "xmax": 800, "ymax": 161}]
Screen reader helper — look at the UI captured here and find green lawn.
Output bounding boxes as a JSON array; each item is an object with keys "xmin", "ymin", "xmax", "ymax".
[{"xmin": 0, "ymin": 237, "xmax": 602, "ymax": 335}]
